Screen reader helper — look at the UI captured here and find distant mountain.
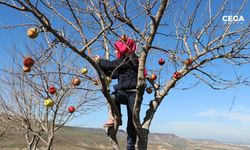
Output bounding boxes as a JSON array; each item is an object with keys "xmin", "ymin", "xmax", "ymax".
[{"xmin": 0, "ymin": 126, "xmax": 249, "ymax": 150}]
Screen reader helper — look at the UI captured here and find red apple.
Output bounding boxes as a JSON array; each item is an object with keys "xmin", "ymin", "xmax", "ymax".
[
  {"xmin": 173, "ymin": 72, "xmax": 182, "ymax": 80},
  {"xmin": 72, "ymin": 78, "xmax": 81, "ymax": 86},
  {"xmin": 23, "ymin": 66, "xmax": 31, "ymax": 72},
  {"xmin": 27, "ymin": 27, "xmax": 39, "ymax": 39},
  {"xmin": 158, "ymin": 58, "xmax": 165, "ymax": 66},
  {"xmin": 68, "ymin": 106, "xmax": 75, "ymax": 113},
  {"xmin": 150, "ymin": 73, "xmax": 157, "ymax": 81},
  {"xmin": 49, "ymin": 86, "xmax": 56, "ymax": 95},
  {"xmin": 23, "ymin": 57, "xmax": 34, "ymax": 68},
  {"xmin": 146, "ymin": 87, "xmax": 153, "ymax": 94},
  {"xmin": 184, "ymin": 58, "xmax": 193, "ymax": 66}
]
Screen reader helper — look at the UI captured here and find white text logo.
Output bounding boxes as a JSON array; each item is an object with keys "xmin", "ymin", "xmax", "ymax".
[{"xmin": 222, "ymin": 15, "xmax": 245, "ymax": 22}]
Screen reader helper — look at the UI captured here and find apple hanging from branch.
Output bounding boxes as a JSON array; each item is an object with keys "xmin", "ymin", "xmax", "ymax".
[
  {"xmin": 173, "ymin": 72, "xmax": 182, "ymax": 80},
  {"xmin": 23, "ymin": 57, "xmax": 35, "ymax": 68},
  {"xmin": 184, "ymin": 58, "xmax": 193, "ymax": 66},
  {"xmin": 49, "ymin": 86, "xmax": 56, "ymax": 95},
  {"xmin": 158, "ymin": 58, "xmax": 165, "ymax": 66},
  {"xmin": 68, "ymin": 106, "xmax": 76, "ymax": 113},
  {"xmin": 44, "ymin": 99, "xmax": 54, "ymax": 107},
  {"xmin": 72, "ymin": 78, "xmax": 81, "ymax": 86},
  {"xmin": 146, "ymin": 87, "xmax": 153, "ymax": 94},
  {"xmin": 150, "ymin": 73, "xmax": 157, "ymax": 81},
  {"xmin": 27, "ymin": 27, "xmax": 39, "ymax": 39},
  {"xmin": 80, "ymin": 68, "xmax": 88, "ymax": 75}
]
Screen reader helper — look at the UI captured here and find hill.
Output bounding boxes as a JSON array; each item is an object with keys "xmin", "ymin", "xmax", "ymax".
[{"xmin": 0, "ymin": 126, "xmax": 249, "ymax": 150}]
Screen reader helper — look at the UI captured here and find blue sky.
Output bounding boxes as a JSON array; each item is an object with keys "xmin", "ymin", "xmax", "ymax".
[{"xmin": 0, "ymin": 1, "xmax": 250, "ymax": 144}]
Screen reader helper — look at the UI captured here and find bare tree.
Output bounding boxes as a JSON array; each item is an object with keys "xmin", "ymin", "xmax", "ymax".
[
  {"xmin": 0, "ymin": 0, "xmax": 249, "ymax": 149},
  {"xmin": 0, "ymin": 45, "xmax": 101, "ymax": 149},
  {"xmin": 0, "ymin": 112, "xmax": 15, "ymax": 141}
]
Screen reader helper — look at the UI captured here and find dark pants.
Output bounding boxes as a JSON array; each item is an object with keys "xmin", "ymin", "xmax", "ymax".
[{"xmin": 111, "ymin": 90, "xmax": 137, "ymax": 150}]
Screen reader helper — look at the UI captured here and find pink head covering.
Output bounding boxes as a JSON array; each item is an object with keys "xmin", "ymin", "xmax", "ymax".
[{"xmin": 114, "ymin": 37, "xmax": 137, "ymax": 58}]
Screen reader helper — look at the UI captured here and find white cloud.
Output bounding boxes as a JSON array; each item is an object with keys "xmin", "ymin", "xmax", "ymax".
[
  {"xmin": 152, "ymin": 107, "xmax": 250, "ymax": 143},
  {"xmin": 197, "ymin": 107, "xmax": 250, "ymax": 122},
  {"xmin": 163, "ymin": 121, "xmax": 250, "ymax": 143}
]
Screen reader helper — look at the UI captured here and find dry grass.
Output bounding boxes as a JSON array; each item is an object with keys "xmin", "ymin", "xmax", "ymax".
[{"xmin": 0, "ymin": 126, "xmax": 249, "ymax": 150}]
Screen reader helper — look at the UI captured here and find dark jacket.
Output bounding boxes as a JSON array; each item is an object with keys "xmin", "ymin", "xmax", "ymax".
[{"xmin": 98, "ymin": 54, "xmax": 138, "ymax": 90}]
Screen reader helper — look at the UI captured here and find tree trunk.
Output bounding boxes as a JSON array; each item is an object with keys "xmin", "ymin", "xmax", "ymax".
[
  {"xmin": 31, "ymin": 138, "xmax": 40, "ymax": 150},
  {"xmin": 137, "ymin": 128, "xmax": 149, "ymax": 150},
  {"xmin": 46, "ymin": 137, "xmax": 54, "ymax": 150},
  {"xmin": 26, "ymin": 136, "xmax": 39, "ymax": 150},
  {"xmin": 104, "ymin": 126, "xmax": 120, "ymax": 150}
]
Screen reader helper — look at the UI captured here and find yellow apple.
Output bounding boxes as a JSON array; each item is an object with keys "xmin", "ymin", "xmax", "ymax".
[
  {"xmin": 27, "ymin": 28, "xmax": 39, "ymax": 39},
  {"xmin": 44, "ymin": 99, "xmax": 54, "ymax": 107},
  {"xmin": 80, "ymin": 68, "xmax": 88, "ymax": 75}
]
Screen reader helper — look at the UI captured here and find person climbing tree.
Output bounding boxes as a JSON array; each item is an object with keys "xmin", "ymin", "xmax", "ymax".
[{"xmin": 94, "ymin": 35, "xmax": 139, "ymax": 150}]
